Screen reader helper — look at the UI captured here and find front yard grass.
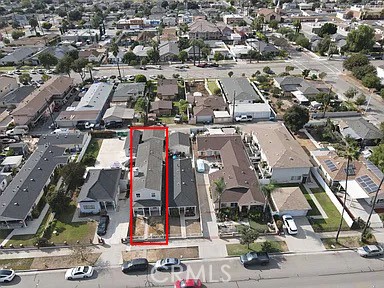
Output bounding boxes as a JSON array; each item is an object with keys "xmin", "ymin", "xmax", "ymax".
[
  {"xmin": 159, "ymin": 116, "xmax": 176, "ymax": 124},
  {"xmin": 206, "ymin": 80, "xmax": 219, "ymax": 94},
  {"xmin": 0, "ymin": 258, "xmax": 34, "ymax": 270},
  {"xmin": 301, "ymin": 187, "xmax": 321, "ymax": 216},
  {"xmin": 322, "ymin": 236, "xmax": 377, "ymax": 250},
  {"xmin": 226, "ymin": 241, "xmax": 288, "ymax": 256},
  {"xmin": 81, "ymin": 138, "xmax": 103, "ymax": 166},
  {"xmin": 185, "ymin": 219, "xmax": 201, "ymax": 236},
  {"xmin": 123, "ymin": 246, "xmax": 199, "ymax": 262},
  {"xmin": 50, "ymin": 203, "xmax": 97, "ymax": 245},
  {"xmin": 309, "ymin": 188, "xmax": 349, "ymax": 232}
]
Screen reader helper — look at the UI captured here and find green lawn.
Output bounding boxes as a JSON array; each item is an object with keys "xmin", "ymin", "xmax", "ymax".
[
  {"xmin": 159, "ymin": 116, "xmax": 176, "ymax": 124},
  {"xmin": 301, "ymin": 187, "xmax": 321, "ymax": 216},
  {"xmin": 50, "ymin": 203, "xmax": 96, "ymax": 245},
  {"xmin": 226, "ymin": 241, "xmax": 288, "ymax": 256},
  {"xmin": 81, "ymin": 138, "xmax": 103, "ymax": 166},
  {"xmin": 309, "ymin": 188, "xmax": 349, "ymax": 232},
  {"xmin": 322, "ymin": 236, "xmax": 377, "ymax": 250},
  {"xmin": 206, "ymin": 80, "xmax": 219, "ymax": 94},
  {"xmin": 0, "ymin": 258, "xmax": 34, "ymax": 270},
  {"xmin": 7, "ymin": 210, "xmax": 51, "ymax": 248}
]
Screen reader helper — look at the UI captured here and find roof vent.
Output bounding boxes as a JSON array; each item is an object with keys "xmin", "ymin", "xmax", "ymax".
[
  {"xmin": 30, "ymin": 178, "xmax": 35, "ymax": 181},
  {"xmin": 14, "ymin": 202, "xmax": 19, "ymax": 206},
  {"xmin": 182, "ymin": 182, "xmax": 185, "ymax": 185},
  {"xmin": 23, "ymin": 188, "xmax": 28, "ymax": 192},
  {"xmin": 44, "ymin": 158, "xmax": 48, "ymax": 161},
  {"xmin": 38, "ymin": 167, "xmax": 42, "ymax": 170},
  {"xmin": 245, "ymin": 180, "xmax": 248, "ymax": 184},
  {"xmin": 289, "ymin": 157, "xmax": 294, "ymax": 160}
]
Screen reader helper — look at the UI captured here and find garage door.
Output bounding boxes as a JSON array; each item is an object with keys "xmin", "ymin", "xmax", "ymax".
[{"xmin": 281, "ymin": 210, "xmax": 308, "ymax": 217}]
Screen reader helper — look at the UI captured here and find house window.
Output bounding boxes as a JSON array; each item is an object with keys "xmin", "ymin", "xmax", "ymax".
[
  {"xmin": 151, "ymin": 193, "xmax": 156, "ymax": 198},
  {"xmin": 83, "ymin": 205, "xmax": 95, "ymax": 210},
  {"xmin": 291, "ymin": 176, "xmax": 301, "ymax": 181},
  {"xmin": 230, "ymin": 203, "xmax": 238, "ymax": 208},
  {"xmin": 136, "ymin": 193, "xmax": 140, "ymax": 198},
  {"xmin": 377, "ymin": 199, "xmax": 384, "ymax": 204},
  {"xmin": 221, "ymin": 203, "xmax": 227, "ymax": 208}
]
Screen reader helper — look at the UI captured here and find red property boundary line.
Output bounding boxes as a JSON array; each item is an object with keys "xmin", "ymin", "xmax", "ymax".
[{"xmin": 129, "ymin": 126, "xmax": 169, "ymax": 246}]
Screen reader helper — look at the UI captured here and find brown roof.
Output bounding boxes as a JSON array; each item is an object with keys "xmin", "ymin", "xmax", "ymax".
[
  {"xmin": 0, "ymin": 75, "xmax": 17, "ymax": 88},
  {"xmin": 258, "ymin": 8, "xmax": 278, "ymax": 16},
  {"xmin": 150, "ymin": 100, "xmax": 173, "ymax": 111},
  {"xmin": 12, "ymin": 76, "xmax": 73, "ymax": 124},
  {"xmin": 272, "ymin": 187, "xmax": 311, "ymax": 212},
  {"xmin": 193, "ymin": 106, "xmax": 214, "ymax": 117},
  {"xmin": 78, "ymin": 49, "xmax": 101, "ymax": 58},
  {"xmin": 157, "ymin": 79, "xmax": 178, "ymax": 97},
  {"xmin": 242, "ymin": 122, "xmax": 312, "ymax": 169},
  {"xmin": 194, "ymin": 96, "xmax": 227, "ymax": 109},
  {"xmin": 198, "ymin": 134, "xmax": 265, "ymax": 206},
  {"xmin": 188, "ymin": 19, "xmax": 221, "ymax": 33}
]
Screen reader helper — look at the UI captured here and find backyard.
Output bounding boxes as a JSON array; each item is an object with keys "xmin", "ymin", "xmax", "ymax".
[
  {"xmin": 81, "ymin": 138, "xmax": 103, "ymax": 166},
  {"xmin": 206, "ymin": 80, "xmax": 219, "ymax": 95},
  {"xmin": 301, "ymin": 187, "xmax": 321, "ymax": 217},
  {"xmin": 308, "ymin": 188, "xmax": 349, "ymax": 232},
  {"xmin": 226, "ymin": 241, "xmax": 288, "ymax": 256}
]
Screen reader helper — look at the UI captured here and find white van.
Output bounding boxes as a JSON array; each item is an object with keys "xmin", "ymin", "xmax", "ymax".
[
  {"xmin": 51, "ymin": 128, "xmax": 70, "ymax": 135},
  {"xmin": 196, "ymin": 159, "xmax": 205, "ymax": 173},
  {"xmin": 6, "ymin": 125, "xmax": 29, "ymax": 136}
]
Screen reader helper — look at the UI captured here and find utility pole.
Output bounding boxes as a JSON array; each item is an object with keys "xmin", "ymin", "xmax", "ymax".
[
  {"xmin": 232, "ymin": 91, "xmax": 236, "ymax": 123},
  {"xmin": 45, "ymin": 98, "xmax": 56, "ymax": 128}
]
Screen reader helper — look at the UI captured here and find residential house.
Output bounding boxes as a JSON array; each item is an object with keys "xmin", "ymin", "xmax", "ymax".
[
  {"xmin": 0, "ymin": 85, "xmax": 35, "ymax": 109},
  {"xmin": 78, "ymin": 49, "xmax": 104, "ymax": 63},
  {"xmin": 103, "ymin": 106, "xmax": 134, "ymax": 125},
  {"xmin": 219, "ymin": 77, "xmax": 262, "ymax": 104},
  {"xmin": 55, "ymin": 82, "xmax": 113, "ymax": 127},
  {"xmin": 169, "ymin": 132, "xmax": 190, "ymax": 156},
  {"xmin": 192, "ymin": 96, "xmax": 227, "ymax": 123},
  {"xmin": 271, "ymin": 187, "xmax": 311, "ymax": 217},
  {"xmin": 257, "ymin": 7, "xmax": 282, "ymax": 22},
  {"xmin": 0, "ymin": 133, "xmax": 90, "ymax": 228},
  {"xmin": 0, "ymin": 76, "xmax": 18, "ymax": 99},
  {"xmin": 274, "ymin": 76, "xmax": 321, "ymax": 104},
  {"xmin": 28, "ymin": 45, "xmax": 77, "ymax": 66},
  {"xmin": 61, "ymin": 29, "xmax": 100, "ymax": 43},
  {"xmin": 11, "ymin": 76, "xmax": 74, "ymax": 127},
  {"xmin": 8, "ymin": 142, "xmax": 29, "ymax": 157},
  {"xmin": 246, "ymin": 39, "xmax": 280, "ymax": 57},
  {"xmin": 188, "ymin": 19, "xmax": 223, "ymax": 40},
  {"xmin": 168, "ymin": 158, "xmax": 198, "ymax": 217},
  {"xmin": 0, "ymin": 47, "xmax": 39, "ymax": 66},
  {"xmin": 157, "ymin": 79, "xmax": 179, "ymax": 100},
  {"xmin": 222, "ymin": 14, "xmax": 244, "ymax": 25},
  {"xmin": 133, "ymin": 136, "xmax": 165, "ymax": 216},
  {"xmin": 1, "ymin": 155, "xmax": 23, "ymax": 169},
  {"xmin": 77, "ymin": 168, "xmax": 122, "ymax": 214},
  {"xmin": 336, "ymin": 117, "xmax": 382, "ymax": 146},
  {"xmin": 132, "ymin": 45, "xmax": 151, "ymax": 58},
  {"xmin": 242, "ymin": 122, "xmax": 312, "ymax": 183},
  {"xmin": 108, "ymin": 50, "xmax": 126, "ymax": 64},
  {"xmin": 197, "ymin": 134, "xmax": 265, "ymax": 211},
  {"xmin": 150, "ymin": 100, "xmax": 173, "ymax": 116},
  {"xmin": 159, "ymin": 41, "xmax": 179, "ymax": 62},
  {"xmin": 111, "ymin": 83, "xmax": 146, "ymax": 106}
]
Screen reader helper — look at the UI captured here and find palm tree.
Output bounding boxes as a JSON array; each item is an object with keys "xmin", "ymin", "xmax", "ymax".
[
  {"xmin": 335, "ymin": 137, "xmax": 360, "ymax": 242},
  {"xmin": 110, "ymin": 40, "xmax": 121, "ymax": 79},
  {"xmin": 86, "ymin": 63, "xmax": 94, "ymax": 82},
  {"xmin": 261, "ymin": 181, "xmax": 276, "ymax": 214},
  {"xmin": 189, "ymin": 39, "xmax": 200, "ymax": 66},
  {"xmin": 362, "ymin": 160, "xmax": 384, "ymax": 238},
  {"xmin": 214, "ymin": 177, "xmax": 226, "ymax": 212},
  {"xmin": 173, "ymin": 99, "xmax": 189, "ymax": 119}
]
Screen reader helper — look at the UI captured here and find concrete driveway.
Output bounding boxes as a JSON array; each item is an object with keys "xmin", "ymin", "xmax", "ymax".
[
  {"xmin": 94, "ymin": 198, "xmax": 130, "ymax": 245},
  {"xmin": 282, "ymin": 217, "xmax": 325, "ymax": 252},
  {"xmin": 96, "ymin": 138, "xmax": 128, "ymax": 168}
]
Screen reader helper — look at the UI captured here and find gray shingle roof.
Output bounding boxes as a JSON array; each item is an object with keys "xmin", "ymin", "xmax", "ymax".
[
  {"xmin": 124, "ymin": 130, "xmax": 142, "ymax": 154},
  {"xmin": 169, "ymin": 158, "xmax": 198, "ymax": 208},
  {"xmin": 0, "ymin": 47, "xmax": 39, "ymax": 64},
  {"xmin": 112, "ymin": 83, "xmax": 145, "ymax": 102},
  {"xmin": 339, "ymin": 118, "xmax": 382, "ymax": 141},
  {"xmin": 169, "ymin": 132, "xmax": 190, "ymax": 150},
  {"xmin": 1, "ymin": 86, "xmax": 35, "ymax": 106},
  {"xmin": 142, "ymin": 130, "xmax": 165, "ymax": 142},
  {"xmin": 78, "ymin": 168, "xmax": 121, "ymax": 202},
  {"xmin": 219, "ymin": 78, "xmax": 261, "ymax": 102}
]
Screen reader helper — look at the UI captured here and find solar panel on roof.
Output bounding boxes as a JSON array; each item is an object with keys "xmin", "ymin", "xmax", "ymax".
[
  {"xmin": 325, "ymin": 159, "xmax": 337, "ymax": 172},
  {"xmin": 364, "ymin": 159, "xmax": 384, "ymax": 180},
  {"xmin": 356, "ymin": 175, "xmax": 379, "ymax": 194}
]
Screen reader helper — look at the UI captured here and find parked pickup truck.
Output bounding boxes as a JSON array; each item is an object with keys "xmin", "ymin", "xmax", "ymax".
[
  {"xmin": 240, "ymin": 252, "xmax": 270, "ymax": 267},
  {"xmin": 235, "ymin": 115, "xmax": 252, "ymax": 122}
]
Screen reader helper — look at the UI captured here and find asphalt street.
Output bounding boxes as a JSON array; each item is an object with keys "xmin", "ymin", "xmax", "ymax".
[{"xmin": 7, "ymin": 251, "xmax": 384, "ymax": 287}]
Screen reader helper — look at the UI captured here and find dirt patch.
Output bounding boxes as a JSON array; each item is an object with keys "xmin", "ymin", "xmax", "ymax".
[
  {"xmin": 133, "ymin": 217, "xmax": 145, "ymax": 237},
  {"xmin": 186, "ymin": 80, "xmax": 209, "ymax": 97},
  {"xmin": 123, "ymin": 246, "xmax": 199, "ymax": 262},
  {"xmin": 0, "ymin": 258, "xmax": 34, "ymax": 270},
  {"xmin": 30, "ymin": 253, "xmax": 101, "ymax": 270},
  {"xmin": 185, "ymin": 220, "xmax": 201, "ymax": 236},
  {"xmin": 169, "ymin": 217, "xmax": 181, "ymax": 236},
  {"xmin": 294, "ymin": 131, "xmax": 317, "ymax": 153},
  {"xmin": 148, "ymin": 216, "xmax": 165, "ymax": 236}
]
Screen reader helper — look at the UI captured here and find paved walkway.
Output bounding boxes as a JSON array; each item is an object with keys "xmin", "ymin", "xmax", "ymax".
[
  {"xmin": 303, "ymin": 184, "xmax": 328, "ymax": 219},
  {"xmin": 180, "ymin": 214, "xmax": 187, "ymax": 238}
]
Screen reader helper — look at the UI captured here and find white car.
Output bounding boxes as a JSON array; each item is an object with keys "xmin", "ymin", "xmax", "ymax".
[
  {"xmin": 65, "ymin": 266, "xmax": 94, "ymax": 280},
  {"xmin": 282, "ymin": 215, "xmax": 298, "ymax": 235},
  {"xmin": 149, "ymin": 75, "xmax": 157, "ymax": 80},
  {"xmin": 30, "ymin": 69, "xmax": 37, "ymax": 74},
  {"xmin": 0, "ymin": 269, "xmax": 16, "ymax": 283},
  {"xmin": 357, "ymin": 245, "xmax": 384, "ymax": 257}
]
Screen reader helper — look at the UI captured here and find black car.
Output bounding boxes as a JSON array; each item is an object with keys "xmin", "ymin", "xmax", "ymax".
[
  {"xmin": 105, "ymin": 121, "xmax": 123, "ymax": 129},
  {"xmin": 122, "ymin": 258, "xmax": 149, "ymax": 273},
  {"xmin": 240, "ymin": 252, "xmax": 270, "ymax": 267},
  {"xmin": 97, "ymin": 215, "xmax": 110, "ymax": 236}
]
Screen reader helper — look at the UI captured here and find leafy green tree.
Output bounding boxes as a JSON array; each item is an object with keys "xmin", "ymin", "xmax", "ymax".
[
  {"xmin": 29, "ymin": 17, "xmax": 38, "ymax": 34},
  {"xmin": 179, "ymin": 23, "xmax": 189, "ymax": 35},
  {"xmin": 302, "ymin": 69, "xmax": 310, "ymax": 78},
  {"xmin": 41, "ymin": 74, "xmax": 50, "ymax": 82},
  {"xmin": 214, "ymin": 177, "xmax": 226, "ymax": 211},
  {"xmin": 38, "ymin": 52, "xmax": 58, "ymax": 69},
  {"xmin": 46, "ymin": 188, "xmax": 71, "ymax": 214},
  {"xmin": 293, "ymin": 19, "xmax": 302, "ymax": 33},
  {"xmin": 68, "ymin": 10, "xmax": 82, "ymax": 21},
  {"xmin": 19, "ymin": 73, "xmax": 32, "ymax": 85},
  {"xmin": 228, "ymin": 71, "xmax": 234, "ymax": 78},
  {"xmin": 343, "ymin": 53, "xmax": 369, "ymax": 70},
  {"xmin": 173, "ymin": 99, "xmax": 189, "ymax": 119},
  {"xmin": 147, "ymin": 48, "xmax": 160, "ymax": 64},
  {"xmin": 344, "ymin": 87, "xmax": 358, "ymax": 100},
  {"xmin": 283, "ymin": 105, "xmax": 309, "ymax": 132},
  {"xmin": 352, "ymin": 64, "xmax": 376, "ymax": 80},
  {"xmin": 71, "ymin": 58, "xmax": 88, "ymax": 82},
  {"xmin": 122, "ymin": 51, "xmax": 137, "ymax": 64},
  {"xmin": 355, "ymin": 94, "xmax": 366, "ymax": 105},
  {"xmin": 317, "ymin": 23, "xmax": 337, "ymax": 37},
  {"xmin": 161, "ymin": 0, "xmax": 169, "ymax": 9},
  {"xmin": 380, "ymin": 89, "xmax": 384, "ymax": 99},
  {"xmin": 252, "ymin": 16, "xmax": 264, "ymax": 31},
  {"xmin": 268, "ymin": 20, "xmax": 279, "ymax": 30},
  {"xmin": 362, "ymin": 74, "xmax": 381, "ymax": 90},
  {"xmin": 110, "ymin": 40, "xmax": 121, "ymax": 78},
  {"xmin": 66, "ymin": 50, "xmax": 79, "ymax": 60},
  {"xmin": 213, "ymin": 51, "xmax": 224, "ymax": 62},
  {"xmin": 295, "ymin": 34, "xmax": 310, "ymax": 49},
  {"xmin": 178, "ymin": 50, "xmax": 188, "ymax": 63},
  {"xmin": 134, "ymin": 97, "xmax": 146, "ymax": 112},
  {"xmin": 239, "ymin": 228, "xmax": 259, "ymax": 250},
  {"xmin": 371, "ymin": 144, "xmax": 384, "ymax": 166},
  {"xmin": 91, "ymin": 14, "xmax": 103, "ymax": 29},
  {"xmin": 335, "ymin": 137, "xmax": 360, "ymax": 242},
  {"xmin": 56, "ymin": 55, "xmax": 73, "ymax": 77},
  {"xmin": 11, "ymin": 30, "xmax": 25, "ymax": 40},
  {"xmin": 261, "ymin": 182, "xmax": 276, "ymax": 213},
  {"xmin": 60, "ymin": 162, "xmax": 86, "ymax": 191},
  {"xmin": 213, "ymin": 87, "xmax": 222, "ymax": 96},
  {"xmin": 346, "ymin": 25, "xmax": 375, "ymax": 52},
  {"xmin": 135, "ymin": 74, "xmax": 147, "ymax": 83},
  {"xmin": 317, "ymin": 35, "xmax": 331, "ymax": 56},
  {"xmin": 285, "ymin": 66, "xmax": 295, "ymax": 73},
  {"xmin": 316, "ymin": 91, "xmax": 334, "ymax": 117},
  {"xmin": 41, "ymin": 22, "xmax": 52, "ymax": 30}
]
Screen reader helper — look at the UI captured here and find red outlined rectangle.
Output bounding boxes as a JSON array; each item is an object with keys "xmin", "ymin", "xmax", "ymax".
[{"xmin": 129, "ymin": 126, "xmax": 169, "ymax": 246}]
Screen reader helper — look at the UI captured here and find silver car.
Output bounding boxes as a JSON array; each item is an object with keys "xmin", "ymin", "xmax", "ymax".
[{"xmin": 357, "ymin": 245, "xmax": 384, "ymax": 257}]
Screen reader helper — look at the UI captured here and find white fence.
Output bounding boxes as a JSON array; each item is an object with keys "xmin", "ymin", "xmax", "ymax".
[{"xmin": 311, "ymin": 167, "xmax": 354, "ymax": 227}]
